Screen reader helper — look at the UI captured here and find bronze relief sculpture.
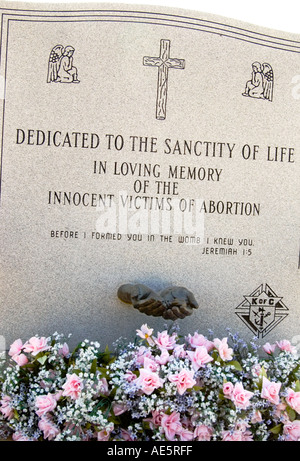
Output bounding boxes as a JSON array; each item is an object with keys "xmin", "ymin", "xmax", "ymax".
[{"xmin": 118, "ymin": 283, "xmax": 198, "ymax": 320}]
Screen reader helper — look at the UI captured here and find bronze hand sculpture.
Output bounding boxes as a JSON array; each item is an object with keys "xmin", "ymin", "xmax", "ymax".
[{"xmin": 117, "ymin": 283, "xmax": 199, "ymax": 320}]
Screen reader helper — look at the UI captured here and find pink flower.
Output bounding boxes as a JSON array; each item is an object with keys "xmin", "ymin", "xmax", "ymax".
[
  {"xmin": 283, "ymin": 420, "xmax": 300, "ymax": 441},
  {"xmin": 112, "ymin": 402, "xmax": 127, "ymax": 416},
  {"xmin": 161, "ymin": 412, "xmax": 182, "ymax": 441},
  {"xmin": 273, "ymin": 402, "xmax": 288, "ymax": 420},
  {"xmin": 235, "ymin": 420, "xmax": 250, "ymax": 433},
  {"xmin": 145, "ymin": 410, "xmax": 164, "ymax": 429},
  {"xmin": 97, "ymin": 429, "xmax": 110, "ymax": 441},
  {"xmin": 143, "ymin": 356, "xmax": 159, "ymax": 373},
  {"xmin": 136, "ymin": 324, "xmax": 155, "ymax": 346},
  {"xmin": 251, "ymin": 410, "xmax": 263, "ymax": 424},
  {"xmin": 168, "ymin": 369, "xmax": 196, "ymax": 395},
  {"xmin": 23, "ymin": 336, "xmax": 50, "ymax": 356},
  {"xmin": 223, "ymin": 381, "xmax": 234, "ymax": 398},
  {"xmin": 173, "ymin": 344, "xmax": 187, "ymax": 359},
  {"xmin": 223, "ymin": 428, "xmax": 253, "ymax": 441},
  {"xmin": 38, "ymin": 416, "xmax": 60, "ymax": 440},
  {"xmin": 194, "ymin": 424, "xmax": 213, "ymax": 441},
  {"xmin": 251, "ymin": 364, "xmax": 262, "ymax": 377},
  {"xmin": 179, "ymin": 427, "xmax": 194, "ymax": 441},
  {"xmin": 97, "ymin": 426, "xmax": 113, "ymax": 441},
  {"xmin": 186, "ymin": 332, "xmax": 214, "ymax": 351},
  {"xmin": 124, "ymin": 371, "xmax": 136, "ymax": 382},
  {"xmin": 286, "ymin": 388, "xmax": 300, "ymax": 414},
  {"xmin": 242, "ymin": 430, "xmax": 254, "ymax": 441},
  {"xmin": 12, "ymin": 432, "xmax": 31, "ymax": 441},
  {"xmin": 0, "ymin": 395, "xmax": 14, "ymax": 419},
  {"xmin": 231, "ymin": 382, "xmax": 254, "ymax": 409},
  {"xmin": 262, "ymin": 342, "xmax": 276, "ymax": 354},
  {"xmin": 35, "ymin": 393, "xmax": 57, "ymax": 417},
  {"xmin": 154, "ymin": 330, "xmax": 177, "ymax": 350},
  {"xmin": 155, "ymin": 348, "xmax": 170, "ymax": 365},
  {"xmin": 261, "ymin": 376, "xmax": 281, "ymax": 405},
  {"xmin": 58, "ymin": 343, "xmax": 70, "ymax": 357},
  {"xmin": 8, "ymin": 339, "xmax": 23, "ymax": 357},
  {"xmin": 135, "ymin": 346, "xmax": 153, "ymax": 366},
  {"xmin": 12, "ymin": 353, "xmax": 28, "ymax": 366},
  {"xmin": 98, "ymin": 377, "xmax": 109, "ymax": 396},
  {"xmin": 120, "ymin": 429, "xmax": 134, "ymax": 441},
  {"xmin": 187, "ymin": 346, "xmax": 213, "ymax": 371},
  {"xmin": 276, "ymin": 340, "xmax": 297, "ymax": 354},
  {"xmin": 135, "ymin": 368, "xmax": 164, "ymax": 395},
  {"xmin": 214, "ymin": 338, "xmax": 233, "ymax": 361},
  {"xmin": 222, "ymin": 430, "xmax": 243, "ymax": 441},
  {"xmin": 62, "ymin": 373, "xmax": 83, "ymax": 400},
  {"xmin": 54, "ymin": 390, "xmax": 63, "ymax": 401}
]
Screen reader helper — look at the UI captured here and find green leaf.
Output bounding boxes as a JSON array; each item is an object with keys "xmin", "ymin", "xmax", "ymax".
[
  {"xmin": 211, "ymin": 350, "xmax": 219, "ymax": 361},
  {"xmin": 295, "ymin": 380, "xmax": 300, "ymax": 392},
  {"xmin": 90, "ymin": 358, "xmax": 97, "ymax": 374},
  {"xmin": 72, "ymin": 369, "xmax": 82, "ymax": 376},
  {"xmin": 108, "ymin": 413, "xmax": 120, "ymax": 425},
  {"xmin": 270, "ymin": 424, "xmax": 282, "ymax": 435},
  {"xmin": 256, "ymin": 366, "xmax": 268, "ymax": 391},
  {"xmin": 142, "ymin": 421, "xmax": 151, "ymax": 431},
  {"xmin": 192, "ymin": 386, "xmax": 203, "ymax": 392},
  {"xmin": 37, "ymin": 355, "xmax": 48, "ymax": 365},
  {"xmin": 260, "ymin": 366, "xmax": 268, "ymax": 378},
  {"xmin": 100, "ymin": 345, "xmax": 112, "ymax": 364},
  {"xmin": 98, "ymin": 366, "xmax": 109, "ymax": 378},
  {"xmin": 227, "ymin": 360, "xmax": 243, "ymax": 371},
  {"xmin": 287, "ymin": 407, "xmax": 296, "ymax": 421},
  {"xmin": 20, "ymin": 362, "xmax": 35, "ymax": 369},
  {"xmin": 70, "ymin": 342, "xmax": 84, "ymax": 359}
]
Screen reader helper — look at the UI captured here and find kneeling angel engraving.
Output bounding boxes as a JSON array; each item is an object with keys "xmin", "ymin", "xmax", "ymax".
[
  {"xmin": 47, "ymin": 45, "xmax": 80, "ymax": 83},
  {"xmin": 242, "ymin": 61, "xmax": 273, "ymax": 101}
]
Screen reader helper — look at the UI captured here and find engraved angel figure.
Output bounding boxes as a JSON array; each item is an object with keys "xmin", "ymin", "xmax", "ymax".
[
  {"xmin": 242, "ymin": 62, "xmax": 273, "ymax": 101},
  {"xmin": 47, "ymin": 45, "xmax": 64, "ymax": 82},
  {"xmin": 262, "ymin": 63, "xmax": 274, "ymax": 101},
  {"xmin": 47, "ymin": 45, "xmax": 80, "ymax": 83}
]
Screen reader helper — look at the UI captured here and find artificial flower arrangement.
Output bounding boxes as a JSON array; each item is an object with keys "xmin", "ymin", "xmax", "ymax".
[{"xmin": 0, "ymin": 323, "xmax": 299, "ymax": 441}]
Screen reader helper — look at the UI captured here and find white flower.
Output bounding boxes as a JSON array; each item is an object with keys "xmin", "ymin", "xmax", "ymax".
[{"xmin": 136, "ymin": 325, "xmax": 155, "ymax": 346}]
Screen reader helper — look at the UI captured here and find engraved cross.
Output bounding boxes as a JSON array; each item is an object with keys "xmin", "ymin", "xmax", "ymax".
[{"xmin": 143, "ymin": 39, "xmax": 185, "ymax": 120}]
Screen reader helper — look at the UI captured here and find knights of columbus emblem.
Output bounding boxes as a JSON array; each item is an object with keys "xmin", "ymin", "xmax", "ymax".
[{"xmin": 235, "ymin": 284, "xmax": 289, "ymax": 338}]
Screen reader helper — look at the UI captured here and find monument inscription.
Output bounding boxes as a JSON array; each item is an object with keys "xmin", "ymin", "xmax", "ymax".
[{"xmin": 0, "ymin": 3, "xmax": 299, "ymax": 347}]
